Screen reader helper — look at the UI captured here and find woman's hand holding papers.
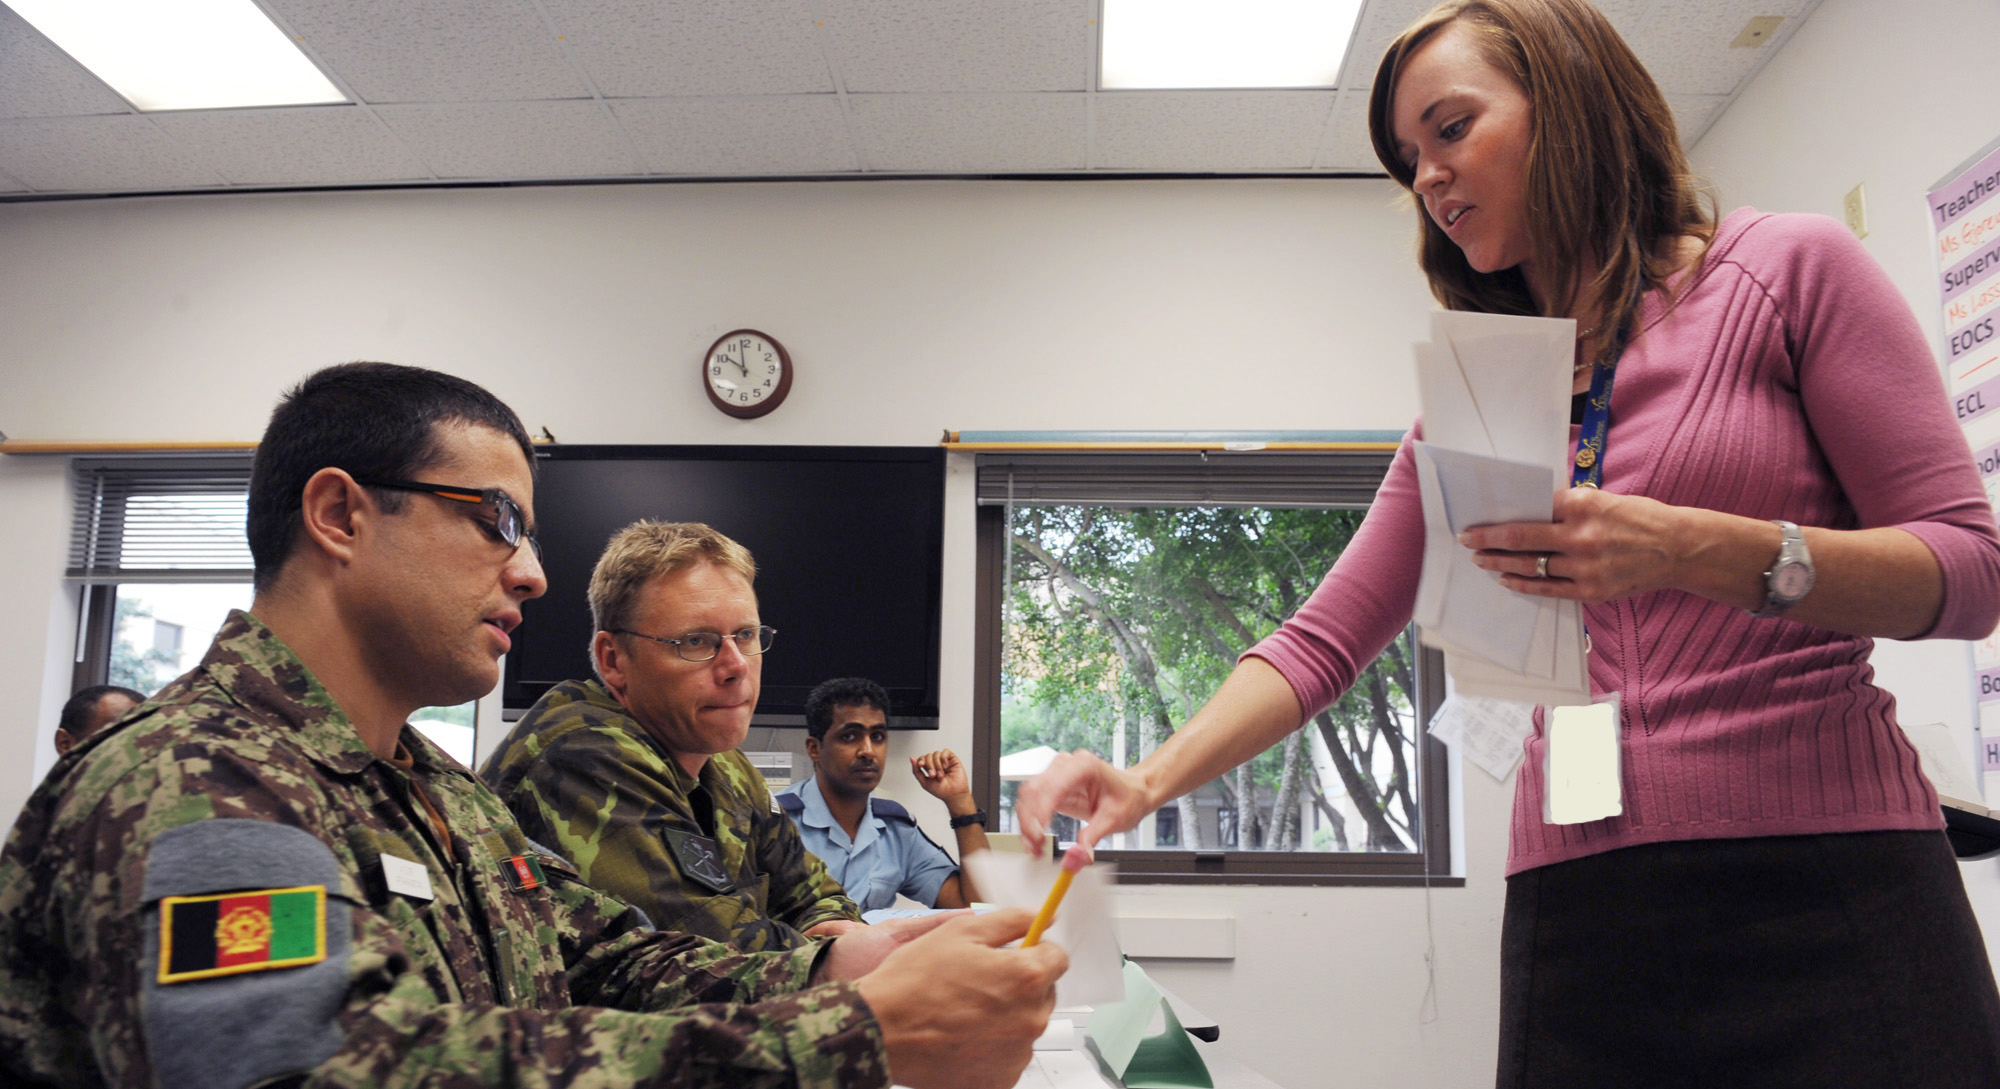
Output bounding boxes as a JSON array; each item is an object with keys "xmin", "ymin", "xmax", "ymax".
[
  {"xmin": 850, "ymin": 908, "xmax": 1068, "ymax": 1089},
  {"xmin": 1461, "ymin": 486, "xmax": 1946, "ymax": 639},
  {"xmin": 1461, "ymin": 486, "xmax": 1687, "ymax": 603}
]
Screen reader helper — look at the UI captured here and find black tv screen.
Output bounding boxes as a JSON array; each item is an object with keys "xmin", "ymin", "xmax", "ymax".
[{"xmin": 504, "ymin": 445, "xmax": 945, "ymax": 726}]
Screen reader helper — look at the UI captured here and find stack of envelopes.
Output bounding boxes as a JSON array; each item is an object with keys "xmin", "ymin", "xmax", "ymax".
[{"xmin": 1410, "ymin": 311, "xmax": 1592, "ymax": 707}]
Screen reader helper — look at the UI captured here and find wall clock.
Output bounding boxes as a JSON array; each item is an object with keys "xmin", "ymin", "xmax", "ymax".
[{"xmin": 703, "ymin": 329, "xmax": 792, "ymax": 419}]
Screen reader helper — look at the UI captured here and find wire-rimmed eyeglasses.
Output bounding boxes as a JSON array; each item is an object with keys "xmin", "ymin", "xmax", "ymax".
[{"xmin": 614, "ymin": 625, "xmax": 777, "ymax": 662}]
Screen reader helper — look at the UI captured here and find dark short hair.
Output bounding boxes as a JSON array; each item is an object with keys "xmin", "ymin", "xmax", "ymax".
[
  {"xmin": 58, "ymin": 685, "xmax": 144, "ymax": 743},
  {"xmin": 248, "ymin": 362, "xmax": 536, "ymax": 590},
  {"xmin": 804, "ymin": 677, "xmax": 891, "ymax": 741}
]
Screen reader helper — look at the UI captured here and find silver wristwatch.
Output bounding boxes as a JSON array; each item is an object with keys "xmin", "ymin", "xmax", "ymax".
[{"xmin": 1751, "ymin": 520, "xmax": 1814, "ymax": 618}]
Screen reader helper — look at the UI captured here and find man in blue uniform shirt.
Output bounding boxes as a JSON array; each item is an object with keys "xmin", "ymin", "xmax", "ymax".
[{"xmin": 777, "ymin": 678, "xmax": 990, "ymax": 911}]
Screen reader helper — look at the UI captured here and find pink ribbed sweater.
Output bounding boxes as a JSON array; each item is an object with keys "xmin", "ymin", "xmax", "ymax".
[{"xmin": 1249, "ymin": 209, "xmax": 2000, "ymax": 875}]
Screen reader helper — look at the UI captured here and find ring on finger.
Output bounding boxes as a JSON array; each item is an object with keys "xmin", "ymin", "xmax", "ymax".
[{"xmin": 1534, "ymin": 553, "xmax": 1551, "ymax": 579}]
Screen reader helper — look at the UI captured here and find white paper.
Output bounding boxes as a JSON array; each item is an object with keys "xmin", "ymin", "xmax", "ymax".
[
  {"xmin": 1411, "ymin": 442, "xmax": 1556, "ymax": 674},
  {"xmin": 1429, "ymin": 693, "xmax": 1535, "ymax": 781},
  {"xmin": 1544, "ymin": 703, "xmax": 1623, "ymax": 824},
  {"xmin": 380, "ymin": 853, "xmax": 433, "ymax": 900},
  {"xmin": 1413, "ymin": 311, "xmax": 1592, "ymax": 706},
  {"xmin": 1901, "ymin": 721, "xmax": 1988, "ymax": 814},
  {"xmin": 963, "ymin": 852, "xmax": 1125, "ymax": 1007},
  {"xmin": 1033, "ymin": 1019, "xmax": 1076, "ymax": 1051}
]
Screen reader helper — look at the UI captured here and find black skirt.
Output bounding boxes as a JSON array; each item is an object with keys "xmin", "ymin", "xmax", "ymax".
[{"xmin": 1497, "ymin": 830, "xmax": 2000, "ymax": 1089}]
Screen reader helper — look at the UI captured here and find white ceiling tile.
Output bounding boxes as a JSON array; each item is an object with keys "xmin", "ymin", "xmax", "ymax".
[
  {"xmin": 1095, "ymin": 92, "xmax": 1333, "ymax": 171},
  {"xmin": 848, "ymin": 93, "xmax": 1084, "ymax": 172},
  {"xmin": 0, "ymin": 3, "xmax": 132, "ymax": 119},
  {"xmin": 266, "ymin": 0, "xmax": 588, "ymax": 103},
  {"xmin": 0, "ymin": 116, "xmax": 221, "ymax": 191},
  {"xmin": 541, "ymin": 0, "xmax": 833, "ymax": 97},
  {"xmin": 376, "ymin": 101, "xmax": 637, "ymax": 179},
  {"xmin": 1317, "ymin": 91, "xmax": 1382, "ymax": 172},
  {"xmin": 824, "ymin": 0, "xmax": 1087, "ymax": 93},
  {"xmin": 615, "ymin": 96, "xmax": 856, "ymax": 175},
  {"xmin": 1339, "ymin": 0, "xmax": 1440, "ymax": 89},
  {"xmin": 149, "ymin": 106, "xmax": 430, "ymax": 186},
  {"xmin": 1626, "ymin": 0, "xmax": 1816, "ymax": 96},
  {"xmin": 1340, "ymin": 0, "xmax": 1666, "ymax": 90},
  {"xmin": 0, "ymin": 168, "xmax": 27, "ymax": 192}
]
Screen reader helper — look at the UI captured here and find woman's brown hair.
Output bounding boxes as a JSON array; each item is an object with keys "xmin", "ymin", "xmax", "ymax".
[{"xmin": 1367, "ymin": 0, "xmax": 1714, "ymax": 364}]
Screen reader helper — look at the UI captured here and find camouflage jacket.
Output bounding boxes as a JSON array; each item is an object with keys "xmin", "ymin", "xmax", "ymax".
[
  {"xmin": 482, "ymin": 680, "xmax": 860, "ymax": 952},
  {"xmin": 0, "ymin": 611, "xmax": 890, "ymax": 1089}
]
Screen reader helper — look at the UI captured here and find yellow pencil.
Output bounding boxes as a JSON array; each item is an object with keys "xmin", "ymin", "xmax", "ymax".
[{"xmin": 1022, "ymin": 868, "xmax": 1075, "ymax": 948}]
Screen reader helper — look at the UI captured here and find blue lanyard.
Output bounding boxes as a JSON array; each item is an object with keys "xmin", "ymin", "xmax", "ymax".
[{"xmin": 1570, "ymin": 358, "xmax": 1617, "ymax": 489}]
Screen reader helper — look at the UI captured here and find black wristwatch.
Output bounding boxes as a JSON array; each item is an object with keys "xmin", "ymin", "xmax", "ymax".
[
  {"xmin": 948, "ymin": 810, "xmax": 987, "ymax": 829},
  {"xmin": 1751, "ymin": 520, "xmax": 1814, "ymax": 618}
]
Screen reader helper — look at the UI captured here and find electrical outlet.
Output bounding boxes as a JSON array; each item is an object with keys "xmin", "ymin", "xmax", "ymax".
[{"xmin": 1844, "ymin": 183, "xmax": 1868, "ymax": 239}]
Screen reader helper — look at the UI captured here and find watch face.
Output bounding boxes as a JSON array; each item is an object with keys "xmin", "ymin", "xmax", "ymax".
[
  {"xmin": 1773, "ymin": 561, "xmax": 1811, "ymax": 599},
  {"xmin": 705, "ymin": 330, "xmax": 791, "ymax": 418}
]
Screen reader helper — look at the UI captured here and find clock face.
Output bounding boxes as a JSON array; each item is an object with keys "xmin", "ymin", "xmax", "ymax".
[
  {"xmin": 1773, "ymin": 561, "xmax": 1812, "ymax": 599},
  {"xmin": 704, "ymin": 329, "xmax": 792, "ymax": 419}
]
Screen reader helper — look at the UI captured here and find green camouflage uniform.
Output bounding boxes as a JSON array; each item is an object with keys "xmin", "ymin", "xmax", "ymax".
[
  {"xmin": 0, "ymin": 611, "xmax": 891, "ymax": 1089},
  {"xmin": 482, "ymin": 680, "xmax": 859, "ymax": 952}
]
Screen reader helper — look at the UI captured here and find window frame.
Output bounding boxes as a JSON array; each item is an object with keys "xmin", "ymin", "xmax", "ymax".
[
  {"xmin": 68, "ymin": 455, "xmax": 257, "ymax": 693},
  {"xmin": 971, "ymin": 451, "xmax": 1455, "ymax": 886}
]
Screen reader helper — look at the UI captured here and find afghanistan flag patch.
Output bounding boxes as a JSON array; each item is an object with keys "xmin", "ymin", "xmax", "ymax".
[
  {"xmin": 158, "ymin": 885, "xmax": 327, "ymax": 984},
  {"xmin": 499, "ymin": 853, "xmax": 547, "ymax": 892}
]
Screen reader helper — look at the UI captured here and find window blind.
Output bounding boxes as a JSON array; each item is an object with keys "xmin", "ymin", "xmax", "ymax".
[
  {"xmin": 975, "ymin": 450, "xmax": 1395, "ymax": 509},
  {"xmin": 68, "ymin": 456, "xmax": 255, "ymax": 582}
]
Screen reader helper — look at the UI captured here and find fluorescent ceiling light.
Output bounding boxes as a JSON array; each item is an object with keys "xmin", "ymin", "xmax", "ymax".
[
  {"xmin": 1100, "ymin": 0, "xmax": 1365, "ymax": 90},
  {"xmin": 7, "ymin": 0, "xmax": 346, "ymax": 111}
]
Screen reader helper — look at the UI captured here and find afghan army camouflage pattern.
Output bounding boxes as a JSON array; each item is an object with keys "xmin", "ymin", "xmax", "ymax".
[
  {"xmin": 0, "ymin": 611, "xmax": 892, "ymax": 1089},
  {"xmin": 483, "ymin": 679, "xmax": 860, "ymax": 951}
]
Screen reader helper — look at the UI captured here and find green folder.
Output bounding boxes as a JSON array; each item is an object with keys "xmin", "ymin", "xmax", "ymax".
[{"xmin": 1088, "ymin": 959, "xmax": 1213, "ymax": 1089}]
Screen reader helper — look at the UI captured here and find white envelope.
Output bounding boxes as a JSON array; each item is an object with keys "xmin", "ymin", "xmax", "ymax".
[
  {"xmin": 1411, "ymin": 442, "xmax": 1555, "ymax": 674},
  {"xmin": 963, "ymin": 853, "xmax": 1125, "ymax": 1008},
  {"xmin": 1412, "ymin": 311, "xmax": 1591, "ymax": 705}
]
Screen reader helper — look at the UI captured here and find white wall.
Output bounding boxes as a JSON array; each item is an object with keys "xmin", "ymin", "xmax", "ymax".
[
  {"xmin": 1690, "ymin": 0, "xmax": 2000, "ymax": 970},
  {"xmin": 0, "ymin": 177, "xmax": 1515, "ymax": 1087}
]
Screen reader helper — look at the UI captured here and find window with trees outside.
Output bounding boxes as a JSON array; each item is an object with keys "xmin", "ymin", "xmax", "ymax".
[
  {"xmin": 972, "ymin": 451, "xmax": 1449, "ymax": 884},
  {"xmin": 68, "ymin": 457, "xmax": 476, "ymax": 764}
]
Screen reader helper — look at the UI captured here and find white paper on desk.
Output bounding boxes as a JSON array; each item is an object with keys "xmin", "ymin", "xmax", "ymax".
[
  {"xmin": 1411, "ymin": 442, "xmax": 1555, "ymax": 675},
  {"xmin": 964, "ymin": 852, "xmax": 1125, "ymax": 1007}
]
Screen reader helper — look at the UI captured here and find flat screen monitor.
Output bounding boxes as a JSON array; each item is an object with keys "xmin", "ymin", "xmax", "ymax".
[{"xmin": 503, "ymin": 445, "xmax": 945, "ymax": 727}]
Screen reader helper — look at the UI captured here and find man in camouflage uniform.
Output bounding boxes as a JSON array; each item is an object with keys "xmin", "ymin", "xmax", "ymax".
[
  {"xmin": 0, "ymin": 363, "xmax": 1065, "ymax": 1089},
  {"xmin": 484, "ymin": 522, "xmax": 861, "ymax": 951}
]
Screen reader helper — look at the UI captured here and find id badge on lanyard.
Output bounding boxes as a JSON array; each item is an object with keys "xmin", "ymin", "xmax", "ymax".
[
  {"xmin": 1544, "ymin": 357, "xmax": 1623, "ymax": 826},
  {"xmin": 1543, "ymin": 695, "xmax": 1624, "ymax": 824}
]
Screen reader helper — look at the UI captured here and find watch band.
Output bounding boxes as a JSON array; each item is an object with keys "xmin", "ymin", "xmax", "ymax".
[
  {"xmin": 949, "ymin": 810, "xmax": 987, "ymax": 829},
  {"xmin": 1752, "ymin": 519, "xmax": 1814, "ymax": 618}
]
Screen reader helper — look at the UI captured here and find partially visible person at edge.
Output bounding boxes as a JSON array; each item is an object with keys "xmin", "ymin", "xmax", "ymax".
[
  {"xmin": 484, "ymin": 521, "xmax": 864, "ymax": 951},
  {"xmin": 777, "ymin": 677, "xmax": 991, "ymax": 912},
  {"xmin": 0, "ymin": 362, "xmax": 1065, "ymax": 1089},
  {"xmin": 1016, "ymin": 2, "xmax": 2000, "ymax": 1087},
  {"xmin": 53, "ymin": 683, "xmax": 143, "ymax": 755}
]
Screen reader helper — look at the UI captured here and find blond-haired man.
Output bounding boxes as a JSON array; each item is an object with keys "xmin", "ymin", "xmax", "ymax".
[{"xmin": 483, "ymin": 521, "xmax": 862, "ymax": 950}]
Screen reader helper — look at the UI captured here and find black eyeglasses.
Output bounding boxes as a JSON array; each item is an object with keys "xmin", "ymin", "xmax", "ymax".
[
  {"xmin": 614, "ymin": 625, "xmax": 777, "ymax": 662},
  {"xmin": 355, "ymin": 478, "xmax": 541, "ymax": 562}
]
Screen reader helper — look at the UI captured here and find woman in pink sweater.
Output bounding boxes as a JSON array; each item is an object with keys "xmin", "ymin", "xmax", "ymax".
[{"xmin": 1018, "ymin": 1, "xmax": 2000, "ymax": 1085}]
